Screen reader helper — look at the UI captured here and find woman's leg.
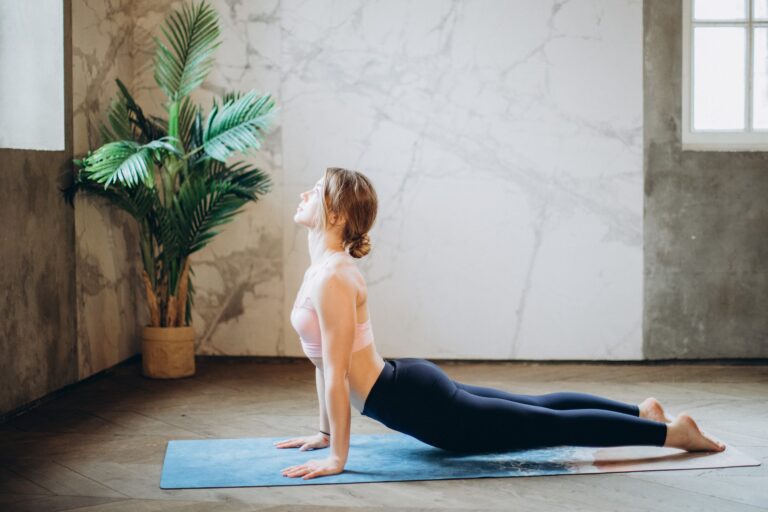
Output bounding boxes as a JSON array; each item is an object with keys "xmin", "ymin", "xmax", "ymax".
[
  {"xmin": 451, "ymin": 388, "xmax": 668, "ymax": 452},
  {"xmin": 387, "ymin": 359, "xmax": 666, "ymax": 453},
  {"xmin": 454, "ymin": 381, "xmax": 640, "ymax": 416}
]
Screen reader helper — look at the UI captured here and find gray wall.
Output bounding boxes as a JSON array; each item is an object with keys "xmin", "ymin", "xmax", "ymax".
[
  {"xmin": 0, "ymin": 1, "xmax": 78, "ymax": 416},
  {"xmin": 644, "ymin": 0, "xmax": 768, "ymax": 359}
]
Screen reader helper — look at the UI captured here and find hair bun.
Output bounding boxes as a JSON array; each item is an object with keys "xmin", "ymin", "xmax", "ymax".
[{"xmin": 348, "ymin": 232, "xmax": 371, "ymax": 258}]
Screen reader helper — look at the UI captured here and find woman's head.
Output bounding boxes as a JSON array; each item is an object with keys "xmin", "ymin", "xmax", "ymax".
[{"xmin": 294, "ymin": 167, "xmax": 378, "ymax": 258}]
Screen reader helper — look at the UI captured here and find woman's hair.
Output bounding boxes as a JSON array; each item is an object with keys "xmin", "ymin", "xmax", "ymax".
[{"xmin": 317, "ymin": 167, "xmax": 378, "ymax": 258}]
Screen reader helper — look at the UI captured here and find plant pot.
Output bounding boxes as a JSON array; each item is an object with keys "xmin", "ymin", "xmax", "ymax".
[{"xmin": 141, "ymin": 325, "xmax": 196, "ymax": 379}]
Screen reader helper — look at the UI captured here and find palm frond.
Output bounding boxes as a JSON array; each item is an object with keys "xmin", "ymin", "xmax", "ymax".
[
  {"xmin": 115, "ymin": 78, "xmax": 167, "ymax": 143},
  {"xmin": 148, "ymin": 115, "xmax": 169, "ymax": 133},
  {"xmin": 81, "ymin": 137, "xmax": 180, "ymax": 189},
  {"xmin": 177, "ymin": 95, "xmax": 199, "ymax": 150},
  {"xmin": 98, "ymin": 92, "xmax": 133, "ymax": 143},
  {"xmin": 61, "ymin": 170, "xmax": 156, "ymax": 219},
  {"xmin": 212, "ymin": 160, "xmax": 273, "ymax": 200},
  {"xmin": 153, "ymin": 0, "xmax": 221, "ymax": 101},
  {"xmin": 155, "ymin": 203, "xmax": 183, "ymax": 258},
  {"xmin": 188, "ymin": 108, "xmax": 206, "ymax": 167},
  {"xmin": 221, "ymin": 90, "xmax": 245, "ymax": 105},
  {"xmin": 174, "ymin": 178, "xmax": 249, "ymax": 254},
  {"xmin": 202, "ymin": 90, "xmax": 277, "ymax": 162}
]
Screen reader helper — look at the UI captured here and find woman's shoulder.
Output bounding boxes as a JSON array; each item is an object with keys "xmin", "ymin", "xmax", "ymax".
[
  {"xmin": 313, "ymin": 255, "xmax": 364, "ymax": 294},
  {"xmin": 307, "ymin": 254, "xmax": 368, "ymax": 312},
  {"xmin": 317, "ymin": 259, "xmax": 359, "ymax": 285}
]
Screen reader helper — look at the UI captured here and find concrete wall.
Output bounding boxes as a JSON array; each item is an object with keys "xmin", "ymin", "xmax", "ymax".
[
  {"xmin": 644, "ymin": 0, "xmax": 768, "ymax": 359},
  {"xmin": 0, "ymin": 1, "xmax": 78, "ymax": 415}
]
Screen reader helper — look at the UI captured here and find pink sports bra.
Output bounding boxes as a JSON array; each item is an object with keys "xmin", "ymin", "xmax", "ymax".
[{"xmin": 290, "ymin": 253, "xmax": 375, "ymax": 358}]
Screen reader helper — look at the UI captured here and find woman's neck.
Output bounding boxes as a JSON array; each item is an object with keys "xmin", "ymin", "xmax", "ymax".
[{"xmin": 307, "ymin": 229, "xmax": 346, "ymax": 266}]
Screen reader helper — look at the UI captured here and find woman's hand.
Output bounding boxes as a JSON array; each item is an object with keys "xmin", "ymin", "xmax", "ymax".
[
  {"xmin": 281, "ymin": 455, "xmax": 344, "ymax": 480},
  {"xmin": 272, "ymin": 432, "xmax": 330, "ymax": 451}
]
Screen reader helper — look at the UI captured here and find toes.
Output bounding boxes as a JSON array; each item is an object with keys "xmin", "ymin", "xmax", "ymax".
[{"xmin": 701, "ymin": 431, "xmax": 726, "ymax": 451}]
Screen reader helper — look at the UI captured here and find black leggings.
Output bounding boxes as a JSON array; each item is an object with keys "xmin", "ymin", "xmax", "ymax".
[{"xmin": 361, "ymin": 358, "xmax": 668, "ymax": 454}]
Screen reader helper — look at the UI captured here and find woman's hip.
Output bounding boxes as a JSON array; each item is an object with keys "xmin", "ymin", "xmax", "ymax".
[{"xmin": 360, "ymin": 358, "xmax": 463, "ymax": 448}]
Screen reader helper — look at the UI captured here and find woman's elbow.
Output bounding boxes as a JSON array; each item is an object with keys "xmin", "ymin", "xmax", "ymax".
[{"xmin": 324, "ymin": 370, "xmax": 350, "ymax": 388}]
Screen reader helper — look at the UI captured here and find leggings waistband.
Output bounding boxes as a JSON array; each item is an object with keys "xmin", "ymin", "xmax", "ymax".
[{"xmin": 361, "ymin": 359, "xmax": 394, "ymax": 421}]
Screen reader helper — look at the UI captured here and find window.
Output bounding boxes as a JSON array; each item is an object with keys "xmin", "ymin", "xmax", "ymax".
[{"xmin": 682, "ymin": 0, "xmax": 768, "ymax": 150}]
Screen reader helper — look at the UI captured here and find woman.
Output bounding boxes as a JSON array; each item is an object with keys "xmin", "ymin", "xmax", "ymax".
[{"xmin": 275, "ymin": 167, "xmax": 726, "ymax": 481}]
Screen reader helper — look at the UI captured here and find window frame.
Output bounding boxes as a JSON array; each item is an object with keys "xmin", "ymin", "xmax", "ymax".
[{"xmin": 682, "ymin": 0, "xmax": 768, "ymax": 151}]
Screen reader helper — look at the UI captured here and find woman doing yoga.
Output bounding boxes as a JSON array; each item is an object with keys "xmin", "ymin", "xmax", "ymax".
[{"xmin": 275, "ymin": 167, "xmax": 726, "ymax": 480}]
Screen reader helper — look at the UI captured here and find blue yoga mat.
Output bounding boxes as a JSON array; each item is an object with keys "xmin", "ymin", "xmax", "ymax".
[{"xmin": 159, "ymin": 433, "xmax": 759, "ymax": 488}]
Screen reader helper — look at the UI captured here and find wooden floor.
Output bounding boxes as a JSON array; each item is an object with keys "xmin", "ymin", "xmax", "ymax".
[{"xmin": 0, "ymin": 357, "xmax": 766, "ymax": 511}]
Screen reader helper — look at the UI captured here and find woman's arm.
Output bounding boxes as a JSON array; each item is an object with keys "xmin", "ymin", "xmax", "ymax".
[
  {"xmin": 279, "ymin": 272, "xmax": 355, "ymax": 479},
  {"xmin": 314, "ymin": 272, "xmax": 357, "ymax": 467},
  {"xmin": 315, "ymin": 366, "xmax": 331, "ymax": 434}
]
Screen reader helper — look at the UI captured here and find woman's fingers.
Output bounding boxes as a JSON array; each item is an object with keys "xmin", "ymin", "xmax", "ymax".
[
  {"xmin": 282, "ymin": 462, "xmax": 320, "ymax": 477},
  {"xmin": 273, "ymin": 438, "xmax": 302, "ymax": 448},
  {"xmin": 282, "ymin": 465, "xmax": 308, "ymax": 477}
]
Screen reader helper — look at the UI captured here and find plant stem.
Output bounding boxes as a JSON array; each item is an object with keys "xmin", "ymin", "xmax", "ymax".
[{"xmin": 139, "ymin": 219, "xmax": 154, "ymax": 288}]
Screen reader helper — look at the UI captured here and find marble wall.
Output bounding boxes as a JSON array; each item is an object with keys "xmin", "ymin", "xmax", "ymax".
[
  {"xmin": 280, "ymin": 0, "xmax": 644, "ymax": 360},
  {"xmin": 72, "ymin": 0, "xmax": 148, "ymax": 379},
  {"xmin": 72, "ymin": 0, "xmax": 644, "ymax": 372}
]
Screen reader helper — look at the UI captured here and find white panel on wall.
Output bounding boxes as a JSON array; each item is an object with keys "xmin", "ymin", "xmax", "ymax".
[
  {"xmin": 0, "ymin": 0, "xmax": 64, "ymax": 150},
  {"xmin": 281, "ymin": 0, "xmax": 643, "ymax": 360}
]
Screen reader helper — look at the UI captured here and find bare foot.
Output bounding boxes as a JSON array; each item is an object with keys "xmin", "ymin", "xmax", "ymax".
[
  {"xmin": 664, "ymin": 413, "xmax": 726, "ymax": 452},
  {"xmin": 638, "ymin": 397, "xmax": 674, "ymax": 423}
]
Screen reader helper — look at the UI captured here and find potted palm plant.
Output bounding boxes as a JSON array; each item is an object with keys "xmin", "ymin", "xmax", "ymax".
[{"xmin": 61, "ymin": 0, "xmax": 278, "ymax": 378}]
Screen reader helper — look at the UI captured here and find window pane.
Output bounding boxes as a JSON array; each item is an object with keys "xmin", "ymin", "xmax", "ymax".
[
  {"xmin": 693, "ymin": 0, "xmax": 746, "ymax": 20},
  {"xmin": 755, "ymin": 0, "xmax": 768, "ymax": 19},
  {"xmin": 754, "ymin": 28, "xmax": 768, "ymax": 129},
  {"xmin": 693, "ymin": 27, "xmax": 746, "ymax": 130}
]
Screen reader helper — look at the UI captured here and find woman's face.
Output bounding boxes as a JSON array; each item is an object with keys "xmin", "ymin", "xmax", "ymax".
[{"xmin": 294, "ymin": 178, "xmax": 323, "ymax": 228}]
